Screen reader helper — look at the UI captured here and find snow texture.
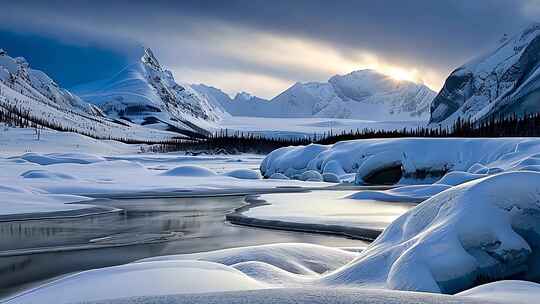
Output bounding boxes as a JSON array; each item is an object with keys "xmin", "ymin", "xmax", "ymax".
[{"xmin": 322, "ymin": 172, "xmax": 540, "ymax": 294}]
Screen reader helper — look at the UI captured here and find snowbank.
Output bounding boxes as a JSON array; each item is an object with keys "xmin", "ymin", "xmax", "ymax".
[
  {"xmin": 140, "ymin": 243, "xmax": 357, "ymax": 275},
  {"xmin": 160, "ymin": 165, "xmax": 218, "ymax": 177},
  {"xmin": 0, "ymin": 152, "xmax": 325, "ymax": 217},
  {"xmin": 261, "ymin": 138, "xmax": 540, "ymax": 184},
  {"xmin": 76, "ymin": 287, "xmax": 516, "ymax": 304},
  {"xmin": 322, "ymin": 172, "xmax": 540, "ymax": 294},
  {"xmin": 456, "ymin": 280, "xmax": 540, "ymax": 304},
  {"xmin": 223, "ymin": 169, "xmax": 262, "ymax": 180},
  {"xmin": 4, "ymin": 261, "xmax": 266, "ymax": 304},
  {"xmin": 17, "ymin": 152, "xmax": 106, "ymax": 165}
]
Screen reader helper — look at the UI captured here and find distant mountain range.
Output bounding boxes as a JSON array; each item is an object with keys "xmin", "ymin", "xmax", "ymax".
[
  {"xmin": 3, "ymin": 23, "xmax": 540, "ymax": 141},
  {"xmin": 193, "ymin": 69, "xmax": 436, "ymax": 121}
]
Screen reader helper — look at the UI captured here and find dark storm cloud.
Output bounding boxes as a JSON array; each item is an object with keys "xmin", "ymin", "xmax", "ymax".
[{"xmin": 0, "ymin": 0, "xmax": 539, "ymax": 96}]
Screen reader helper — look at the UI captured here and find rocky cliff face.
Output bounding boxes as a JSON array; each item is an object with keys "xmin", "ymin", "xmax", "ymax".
[{"xmin": 430, "ymin": 23, "xmax": 540, "ymax": 125}]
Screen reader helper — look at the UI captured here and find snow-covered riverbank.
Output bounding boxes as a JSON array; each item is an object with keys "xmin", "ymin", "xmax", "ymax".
[{"xmin": 6, "ymin": 134, "xmax": 540, "ymax": 303}]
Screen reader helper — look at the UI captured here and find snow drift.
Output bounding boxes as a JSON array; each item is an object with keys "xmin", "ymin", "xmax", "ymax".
[
  {"xmin": 323, "ymin": 172, "xmax": 540, "ymax": 293},
  {"xmin": 261, "ymin": 138, "xmax": 540, "ymax": 184}
]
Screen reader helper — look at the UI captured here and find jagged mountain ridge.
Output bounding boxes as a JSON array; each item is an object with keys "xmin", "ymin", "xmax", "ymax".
[
  {"xmin": 195, "ymin": 69, "xmax": 436, "ymax": 121},
  {"xmin": 0, "ymin": 49, "xmax": 103, "ymax": 117},
  {"xmin": 430, "ymin": 23, "xmax": 540, "ymax": 125},
  {"xmin": 73, "ymin": 48, "xmax": 227, "ymax": 136}
]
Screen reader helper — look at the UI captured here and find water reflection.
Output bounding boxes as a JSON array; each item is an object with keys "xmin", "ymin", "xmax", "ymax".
[{"xmin": 0, "ymin": 195, "xmax": 364, "ymax": 294}]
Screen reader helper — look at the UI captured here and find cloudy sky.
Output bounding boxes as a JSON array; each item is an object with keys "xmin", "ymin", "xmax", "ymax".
[{"xmin": 1, "ymin": 0, "xmax": 539, "ymax": 98}]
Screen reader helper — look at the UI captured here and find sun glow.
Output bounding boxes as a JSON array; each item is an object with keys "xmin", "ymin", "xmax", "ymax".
[{"xmin": 384, "ymin": 67, "xmax": 419, "ymax": 82}]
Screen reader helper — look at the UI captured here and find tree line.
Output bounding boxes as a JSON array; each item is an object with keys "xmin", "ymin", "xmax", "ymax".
[{"xmin": 153, "ymin": 113, "xmax": 540, "ymax": 154}]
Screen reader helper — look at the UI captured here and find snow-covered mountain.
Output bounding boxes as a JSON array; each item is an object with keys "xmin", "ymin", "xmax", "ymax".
[
  {"xmin": 200, "ymin": 69, "xmax": 435, "ymax": 121},
  {"xmin": 74, "ymin": 48, "xmax": 227, "ymax": 136},
  {"xmin": 190, "ymin": 84, "xmax": 231, "ymax": 116},
  {"xmin": 0, "ymin": 49, "xmax": 181, "ymax": 142},
  {"xmin": 0, "ymin": 49, "xmax": 103, "ymax": 116},
  {"xmin": 430, "ymin": 23, "xmax": 540, "ymax": 125}
]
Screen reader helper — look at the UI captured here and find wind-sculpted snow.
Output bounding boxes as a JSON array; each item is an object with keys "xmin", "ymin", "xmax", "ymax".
[
  {"xmin": 17, "ymin": 152, "xmax": 106, "ymax": 165},
  {"xmin": 261, "ymin": 138, "xmax": 540, "ymax": 184},
  {"xmin": 322, "ymin": 172, "xmax": 540, "ymax": 293},
  {"xmin": 160, "ymin": 165, "xmax": 218, "ymax": 177},
  {"xmin": 140, "ymin": 243, "xmax": 358, "ymax": 275},
  {"xmin": 4, "ymin": 261, "xmax": 267, "ymax": 304},
  {"xmin": 223, "ymin": 169, "xmax": 262, "ymax": 180}
]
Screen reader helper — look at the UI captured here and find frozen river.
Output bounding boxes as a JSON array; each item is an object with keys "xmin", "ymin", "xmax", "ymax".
[{"xmin": 0, "ymin": 191, "xmax": 413, "ymax": 298}]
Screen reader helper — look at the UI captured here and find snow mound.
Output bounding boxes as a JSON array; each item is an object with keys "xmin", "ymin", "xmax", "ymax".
[
  {"xmin": 261, "ymin": 138, "xmax": 540, "ymax": 184},
  {"xmin": 457, "ymin": 280, "xmax": 540, "ymax": 304},
  {"xmin": 160, "ymin": 165, "xmax": 217, "ymax": 177},
  {"xmin": 4, "ymin": 260, "xmax": 266, "ymax": 304},
  {"xmin": 140, "ymin": 243, "xmax": 358, "ymax": 275},
  {"xmin": 223, "ymin": 169, "xmax": 262, "ymax": 180},
  {"xmin": 323, "ymin": 171, "xmax": 540, "ymax": 294},
  {"xmin": 17, "ymin": 152, "xmax": 105, "ymax": 165},
  {"xmin": 20, "ymin": 170, "xmax": 76, "ymax": 180}
]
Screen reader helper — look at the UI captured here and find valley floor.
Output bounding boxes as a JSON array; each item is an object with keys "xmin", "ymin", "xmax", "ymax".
[
  {"xmin": 217, "ymin": 116, "xmax": 425, "ymax": 138},
  {"xmin": 3, "ymin": 128, "xmax": 540, "ymax": 303}
]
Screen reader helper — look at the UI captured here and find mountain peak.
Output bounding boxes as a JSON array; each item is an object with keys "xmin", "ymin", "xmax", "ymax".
[
  {"xmin": 429, "ymin": 23, "xmax": 540, "ymax": 125},
  {"xmin": 141, "ymin": 48, "xmax": 162, "ymax": 71},
  {"xmin": 234, "ymin": 91, "xmax": 254, "ymax": 102}
]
